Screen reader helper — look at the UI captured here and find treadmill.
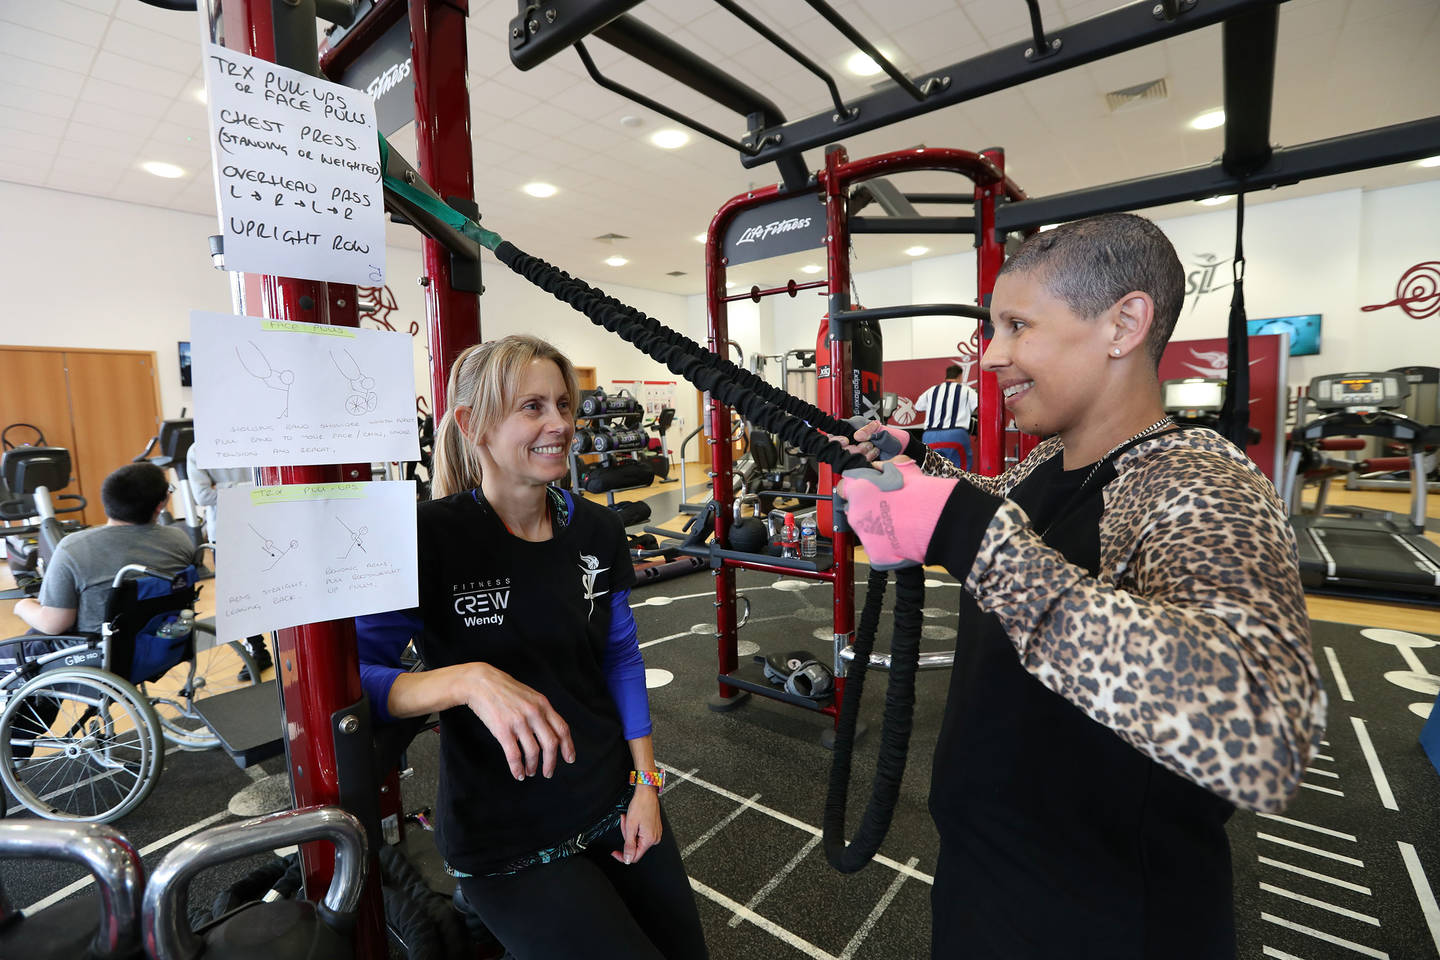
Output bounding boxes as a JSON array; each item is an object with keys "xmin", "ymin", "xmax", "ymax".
[{"xmin": 1281, "ymin": 371, "xmax": 1440, "ymax": 605}]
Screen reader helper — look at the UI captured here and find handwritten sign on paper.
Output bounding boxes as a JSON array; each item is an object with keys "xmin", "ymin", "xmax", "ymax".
[
  {"xmin": 214, "ymin": 481, "xmax": 417, "ymax": 641},
  {"xmin": 204, "ymin": 43, "xmax": 385, "ymax": 285},
  {"xmin": 190, "ymin": 310, "xmax": 420, "ymax": 468}
]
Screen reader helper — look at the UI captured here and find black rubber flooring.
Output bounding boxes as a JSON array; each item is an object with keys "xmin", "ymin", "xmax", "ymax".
[{"xmin": 4, "ymin": 564, "xmax": 1438, "ymax": 960}]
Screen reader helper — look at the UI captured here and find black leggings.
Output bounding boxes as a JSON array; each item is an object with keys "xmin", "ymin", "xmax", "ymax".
[{"xmin": 457, "ymin": 806, "xmax": 708, "ymax": 960}]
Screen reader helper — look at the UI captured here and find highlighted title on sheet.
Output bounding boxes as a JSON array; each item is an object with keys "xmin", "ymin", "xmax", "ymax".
[
  {"xmin": 189, "ymin": 310, "xmax": 420, "ymax": 468},
  {"xmin": 203, "ymin": 43, "xmax": 385, "ymax": 286},
  {"xmin": 215, "ymin": 481, "xmax": 417, "ymax": 642}
]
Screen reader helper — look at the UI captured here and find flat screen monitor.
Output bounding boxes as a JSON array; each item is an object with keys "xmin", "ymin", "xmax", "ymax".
[
  {"xmin": 178, "ymin": 341, "xmax": 192, "ymax": 387},
  {"xmin": 1246, "ymin": 314, "xmax": 1321, "ymax": 356}
]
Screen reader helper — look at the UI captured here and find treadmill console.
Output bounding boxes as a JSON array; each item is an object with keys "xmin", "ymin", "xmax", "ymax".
[
  {"xmin": 1162, "ymin": 377, "xmax": 1226, "ymax": 417},
  {"xmin": 1306, "ymin": 373, "xmax": 1407, "ymax": 413}
]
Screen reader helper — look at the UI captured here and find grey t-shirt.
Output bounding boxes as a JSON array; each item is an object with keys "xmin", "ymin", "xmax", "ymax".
[{"xmin": 38, "ymin": 524, "xmax": 199, "ymax": 634}]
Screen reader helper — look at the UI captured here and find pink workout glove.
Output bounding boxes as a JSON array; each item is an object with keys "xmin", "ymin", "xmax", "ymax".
[{"xmin": 836, "ymin": 459, "xmax": 1003, "ymax": 575}]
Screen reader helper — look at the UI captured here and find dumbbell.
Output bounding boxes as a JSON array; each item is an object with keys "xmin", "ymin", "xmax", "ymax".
[{"xmin": 593, "ymin": 427, "xmax": 647, "ymax": 453}]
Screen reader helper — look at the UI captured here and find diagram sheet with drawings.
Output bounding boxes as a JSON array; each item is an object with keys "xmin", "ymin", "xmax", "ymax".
[
  {"xmin": 189, "ymin": 310, "xmax": 421, "ymax": 468},
  {"xmin": 214, "ymin": 481, "xmax": 417, "ymax": 641}
]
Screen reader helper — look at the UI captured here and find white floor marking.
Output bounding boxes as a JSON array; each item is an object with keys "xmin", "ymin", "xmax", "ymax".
[
  {"xmin": 681, "ymin": 792, "xmax": 760, "ymax": 859},
  {"xmin": 1305, "ymin": 767, "xmax": 1341, "ymax": 779},
  {"xmin": 1263, "ymin": 947, "xmax": 1310, "ymax": 960},
  {"xmin": 1398, "ymin": 840, "xmax": 1440, "ymax": 956},
  {"xmin": 659, "ymin": 764, "xmax": 933, "ymax": 884},
  {"xmin": 1258, "ymin": 856, "xmax": 1372, "ymax": 895},
  {"xmin": 1259, "ymin": 882, "xmax": 1380, "ymax": 925},
  {"xmin": 24, "ymin": 808, "xmax": 231, "ymax": 915},
  {"xmin": 1301, "ymin": 782, "xmax": 1346, "ymax": 797},
  {"xmin": 689, "ymin": 877, "xmax": 837, "ymax": 960},
  {"xmin": 1257, "ymin": 833, "xmax": 1365, "ymax": 867},
  {"xmin": 1257, "ymin": 814, "xmax": 1357, "ymax": 842},
  {"xmin": 658, "ymin": 766, "xmax": 700, "ymax": 799},
  {"xmin": 1350, "ymin": 717, "xmax": 1398, "ymax": 811},
  {"xmin": 837, "ymin": 856, "xmax": 919, "ymax": 960},
  {"xmin": 1259, "ymin": 913, "xmax": 1389, "ymax": 958},
  {"xmin": 1324, "ymin": 647, "xmax": 1355, "ymax": 702},
  {"xmin": 644, "ymin": 668, "xmax": 674, "ymax": 689},
  {"xmin": 730, "ymin": 834, "xmax": 822, "ymax": 928},
  {"xmin": 1313, "ymin": 754, "xmax": 1336, "ymax": 763},
  {"xmin": 1321, "ymin": 740, "xmax": 1330, "ymax": 746},
  {"xmin": 639, "ymin": 629, "xmax": 703, "ymax": 650}
]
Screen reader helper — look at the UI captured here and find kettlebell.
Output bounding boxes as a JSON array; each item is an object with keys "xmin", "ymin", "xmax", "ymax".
[{"xmin": 728, "ymin": 499, "xmax": 768, "ymax": 554}]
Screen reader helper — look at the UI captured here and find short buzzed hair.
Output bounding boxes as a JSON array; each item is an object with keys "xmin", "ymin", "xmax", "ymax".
[
  {"xmin": 101, "ymin": 462, "xmax": 169, "ymax": 524},
  {"xmin": 944, "ymin": 364, "xmax": 963, "ymax": 380},
  {"xmin": 999, "ymin": 213, "xmax": 1184, "ymax": 366}
]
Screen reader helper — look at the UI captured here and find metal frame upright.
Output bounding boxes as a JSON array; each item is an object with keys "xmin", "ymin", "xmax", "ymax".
[
  {"xmin": 210, "ymin": 3, "xmax": 479, "ymax": 957},
  {"xmin": 702, "ymin": 145, "xmax": 1024, "ymax": 728}
]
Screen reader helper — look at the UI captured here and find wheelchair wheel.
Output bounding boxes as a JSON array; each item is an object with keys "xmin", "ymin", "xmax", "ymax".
[
  {"xmin": 0, "ymin": 666, "xmax": 164, "ymax": 822},
  {"xmin": 142, "ymin": 638, "xmax": 259, "ymax": 751}
]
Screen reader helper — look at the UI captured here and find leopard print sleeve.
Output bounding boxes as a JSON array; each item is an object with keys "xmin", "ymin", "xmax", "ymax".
[
  {"xmin": 920, "ymin": 435, "xmax": 1063, "ymax": 497},
  {"xmin": 963, "ymin": 441, "xmax": 1325, "ymax": 813}
]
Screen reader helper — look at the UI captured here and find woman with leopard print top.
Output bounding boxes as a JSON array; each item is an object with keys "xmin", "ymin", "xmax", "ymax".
[{"xmin": 839, "ymin": 214, "xmax": 1324, "ymax": 960}]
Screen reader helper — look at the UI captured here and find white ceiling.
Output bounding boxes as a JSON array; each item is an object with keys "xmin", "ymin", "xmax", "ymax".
[{"xmin": 1, "ymin": 0, "xmax": 1437, "ymax": 297}]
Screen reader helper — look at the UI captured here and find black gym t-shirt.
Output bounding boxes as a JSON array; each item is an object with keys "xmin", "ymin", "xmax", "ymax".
[
  {"xmin": 928, "ymin": 452, "xmax": 1236, "ymax": 959},
  {"xmin": 415, "ymin": 489, "xmax": 637, "ymax": 876}
]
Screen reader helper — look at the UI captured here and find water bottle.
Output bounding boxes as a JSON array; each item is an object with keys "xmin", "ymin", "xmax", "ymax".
[
  {"xmin": 782, "ymin": 512, "xmax": 798, "ymax": 559},
  {"xmin": 800, "ymin": 515, "xmax": 817, "ymax": 559},
  {"xmin": 155, "ymin": 609, "xmax": 195, "ymax": 640}
]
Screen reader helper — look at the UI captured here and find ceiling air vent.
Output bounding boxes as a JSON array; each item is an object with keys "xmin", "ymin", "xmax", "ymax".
[
  {"xmin": 666, "ymin": 270, "xmax": 687, "ymax": 277},
  {"xmin": 594, "ymin": 232, "xmax": 630, "ymax": 241},
  {"xmin": 1105, "ymin": 77, "xmax": 1168, "ymax": 113}
]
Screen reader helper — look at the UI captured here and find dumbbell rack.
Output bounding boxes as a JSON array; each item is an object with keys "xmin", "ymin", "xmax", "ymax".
[{"xmin": 568, "ymin": 408, "xmax": 654, "ymax": 507}]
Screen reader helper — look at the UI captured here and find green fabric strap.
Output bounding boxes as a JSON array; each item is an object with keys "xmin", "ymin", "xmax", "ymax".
[{"xmin": 377, "ymin": 133, "xmax": 502, "ymax": 252}]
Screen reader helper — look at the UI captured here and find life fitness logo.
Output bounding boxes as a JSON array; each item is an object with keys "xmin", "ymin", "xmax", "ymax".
[
  {"xmin": 364, "ymin": 56, "xmax": 412, "ymax": 101},
  {"xmin": 735, "ymin": 216, "xmax": 813, "ymax": 245},
  {"xmin": 453, "ymin": 577, "xmax": 511, "ymax": 628}
]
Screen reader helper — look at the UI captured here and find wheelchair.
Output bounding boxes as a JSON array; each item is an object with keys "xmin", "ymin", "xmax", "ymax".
[{"xmin": 0, "ymin": 562, "xmax": 261, "ymax": 822}]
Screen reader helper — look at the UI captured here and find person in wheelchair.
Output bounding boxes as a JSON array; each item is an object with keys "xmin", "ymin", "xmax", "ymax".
[
  {"xmin": 9, "ymin": 462, "xmax": 199, "ymax": 641},
  {"xmin": 2, "ymin": 462, "xmax": 208, "ymax": 820}
]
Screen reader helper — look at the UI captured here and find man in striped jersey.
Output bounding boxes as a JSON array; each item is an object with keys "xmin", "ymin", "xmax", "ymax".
[{"xmin": 914, "ymin": 364, "xmax": 979, "ymax": 468}]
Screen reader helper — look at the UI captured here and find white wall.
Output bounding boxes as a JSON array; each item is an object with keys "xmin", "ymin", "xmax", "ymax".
[
  {"xmin": 692, "ymin": 180, "xmax": 1440, "ymax": 389},
  {"xmin": 0, "ymin": 182, "xmax": 235, "ymax": 419},
  {"xmin": 0, "ymin": 180, "xmax": 700, "ymax": 432}
]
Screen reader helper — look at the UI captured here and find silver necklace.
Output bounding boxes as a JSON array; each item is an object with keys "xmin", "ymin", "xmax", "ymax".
[{"xmin": 1080, "ymin": 416, "xmax": 1174, "ymax": 487}]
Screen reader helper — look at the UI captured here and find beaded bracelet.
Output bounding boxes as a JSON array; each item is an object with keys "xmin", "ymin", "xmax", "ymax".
[{"xmin": 629, "ymin": 769, "xmax": 665, "ymax": 790}]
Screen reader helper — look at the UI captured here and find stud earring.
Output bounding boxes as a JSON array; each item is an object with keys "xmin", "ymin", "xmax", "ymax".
[{"xmin": 1112, "ymin": 347, "xmax": 1121, "ymax": 356}]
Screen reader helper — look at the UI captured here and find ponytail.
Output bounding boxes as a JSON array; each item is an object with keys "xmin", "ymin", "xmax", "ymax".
[
  {"xmin": 429, "ymin": 405, "xmax": 480, "ymax": 499},
  {"xmin": 428, "ymin": 343, "xmax": 485, "ymax": 500}
]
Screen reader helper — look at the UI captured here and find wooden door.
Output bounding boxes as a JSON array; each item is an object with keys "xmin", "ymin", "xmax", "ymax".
[
  {"xmin": 574, "ymin": 366, "xmax": 597, "ymax": 392},
  {"xmin": 64, "ymin": 351, "xmax": 163, "ymax": 525},
  {"xmin": 0, "ymin": 348, "xmax": 80, "ymax": 500}
]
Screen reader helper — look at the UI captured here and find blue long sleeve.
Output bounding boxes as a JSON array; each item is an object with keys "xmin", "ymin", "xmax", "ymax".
[
  {"xmin": 601, "ymin": 589, "xmax": 651, "ymax": 740},
  {"xmin": 355, "ymin": 608, "xmax": 423, "ymax": 724}
]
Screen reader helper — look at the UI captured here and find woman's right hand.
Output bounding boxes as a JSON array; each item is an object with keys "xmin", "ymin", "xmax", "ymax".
[
  {"xmin": 461, "ymin": 662, "xmax": 576, "ymax": 780},
  {"xmin": 836, "ymin": 420, "xmax": 909, "ymax": 463}
]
